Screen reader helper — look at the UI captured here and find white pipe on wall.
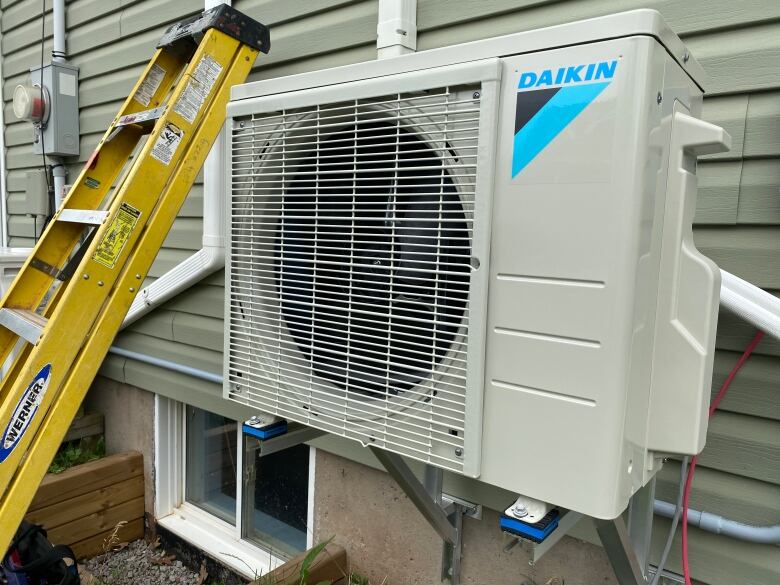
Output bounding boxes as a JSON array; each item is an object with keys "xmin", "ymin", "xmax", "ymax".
[
  {"xmin": 123, "ymin": 0, "xmax": 231, "ymax": 327},
  {"xmin": 377, "ymin": 0, "xmax": 417, "ymax": 59},
  {"xmin": 52, "ymin": 0, "xmax": 66, "ymax": 62}
]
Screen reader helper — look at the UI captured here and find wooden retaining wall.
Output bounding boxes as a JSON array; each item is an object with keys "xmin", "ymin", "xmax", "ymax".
[{"xmin": 25, "ymin": 451, "xmax": 145, "ymax": 558}]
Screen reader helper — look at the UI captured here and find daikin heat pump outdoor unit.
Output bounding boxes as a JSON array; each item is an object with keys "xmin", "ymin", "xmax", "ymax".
[{"xmin": 224, "ymin": 10, "xmax": 730, "ymax": 518}]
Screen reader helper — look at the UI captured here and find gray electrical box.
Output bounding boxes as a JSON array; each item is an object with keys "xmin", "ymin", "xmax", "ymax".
[
  {"xmin": 30, "ymin": 62, "xmax": 80, "ymax": 157},
  {"xmin": 25, "ymin": 169, "xmax": 50, "ymax": 217}
]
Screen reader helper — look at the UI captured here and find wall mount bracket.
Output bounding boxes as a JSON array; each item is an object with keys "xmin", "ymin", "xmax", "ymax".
[{"xmin": 369, "ymin": 447, "xmax": 470, "ymax": 585}]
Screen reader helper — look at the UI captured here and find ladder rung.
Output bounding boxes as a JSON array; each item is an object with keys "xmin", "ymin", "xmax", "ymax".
[
  {"xmin": 58, "ymin": 209, "xmax": 109, "ymax": 225},
  {"xmin": 0, "ymin": 308, "xmax": 48, "ymax": 344},
  {"xmin": 116, "ymin": 106, "xmax": 166, "ymax": 128}
]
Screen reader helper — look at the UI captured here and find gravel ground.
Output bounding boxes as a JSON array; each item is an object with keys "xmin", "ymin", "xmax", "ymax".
[{"xmin": 84, "ymin": 539, "xmax": 206, "ymax": 585}]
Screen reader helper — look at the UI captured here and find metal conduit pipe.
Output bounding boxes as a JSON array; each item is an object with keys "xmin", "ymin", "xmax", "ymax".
[
  {"xmin": 654, "ymin": 499, "xmax": 780, "ymax": 544},
  {"xmin": 107, "ymin": 346, "xmax": 222, "ymax": 384}
]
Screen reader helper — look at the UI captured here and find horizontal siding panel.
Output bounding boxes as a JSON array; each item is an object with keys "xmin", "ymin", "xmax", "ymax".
[
  {"xmin": 695, "ymin": 227, "xmax": 780, "ymax": 288},
  {"xmin": 70, "ymin": 28, "xmax": 161, "ymax": 80},
  {"xmin": 254, "ymin": 1, "xmax": 377, "ymax": 69},
  {"xmin": 234, "ymin": 0, "xmax": 359, "ymax": 27},
  {"xmin": 2, "ymin": 0, "xmax": 45, "ymax": 33},
  {"xmin": 71, "ymin": 66, "xmax": 144, "ymax": 108},
  {"xmin": 716, "ymin": 303, "xmax": 780, "ymax": 357},
  {"xmin": 161, "ymin": 217, "xmax": 203, "ymax": 251},
  {"xmin": 737, "ymin": 159, "xmax": 780, "ymax": 224},
  {"xmin": 417, "ymin": 0, "xmax": 780, "ymax": 38},
  {"xmin": 118, "ymin": 0, "xmax": 201, "ymax": 39},
  {"xmin": 700, "ymin": 94, "xmax": 747, "ymax": 161},
  {"xmin": 710, "ymin": 351, "xmax": 780, "ymax": 420},
  {"xmin": 694, "ymin": 161, "xmax": 740, "ymax": 224},
  {"xmin": 685, "ymin": 23, "xmax": 780, "ymax": 95},
  {"xmin": 657, "ymin": 461, "xmax": 780, "ymax": 526},
  {"xmin": 165, "ymin": 283, "xmax": 223, "ymax": 319},
  {"xmin": 179, "ymin": 184, "xmax": 203, "ymax": 218},
  {"xmin": 148, "ymin": 248, "xmax": 193, "ymax": 278},
  {"xmin": 698, "ymin": 411, "xmax": 780, "ymax": 484},
  {"xmin": 127, "ymin": 309, "xmax": 174, "ymax": 341},
  {"xmin": 744, "ymin": 91, "xmax": 780, "ymax": 157},
  {"xmin": 172, "ymin": 313, "xmax": 223, "ymax": 351},
  {"xmin": 649, "ymin": 517, "xmax": 780, "ymax": 585},
  {"xmin": 69, "ymin": 0, "xmax": 123, "ymax": 29},
  {"xmin": 250, "ymin": 43, "xmax": 376, "ymax": 83}
]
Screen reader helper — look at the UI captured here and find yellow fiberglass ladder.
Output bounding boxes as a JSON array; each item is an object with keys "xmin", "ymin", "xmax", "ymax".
[{"xmin": 0, "ymin": 5, "xmax": 269, "ymax": 552}]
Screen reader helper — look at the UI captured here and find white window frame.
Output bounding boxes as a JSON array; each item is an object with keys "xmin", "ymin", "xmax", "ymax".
[{"xmin": 154, "ymin": 395, "xmax": 315, "ymax": 579}]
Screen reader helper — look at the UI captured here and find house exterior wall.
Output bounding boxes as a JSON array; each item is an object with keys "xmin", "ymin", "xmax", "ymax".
[{"xmin": 1, "ymin": 1, "xmax": 778, "ymax": 584}]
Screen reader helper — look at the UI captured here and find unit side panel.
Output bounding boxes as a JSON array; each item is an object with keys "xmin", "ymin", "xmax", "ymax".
[{"xmin": 480, "ymin": 37, "xmax": 666, "ymax": 518}]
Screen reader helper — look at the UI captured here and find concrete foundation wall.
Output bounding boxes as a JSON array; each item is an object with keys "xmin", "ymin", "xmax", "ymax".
[
  {"xmin": 313, "ymin": 450, "xmax": 618, "ymax": 585},
  {"xmin": 84, "ymin": 376, "xmax": 156, "ymax": 515}
]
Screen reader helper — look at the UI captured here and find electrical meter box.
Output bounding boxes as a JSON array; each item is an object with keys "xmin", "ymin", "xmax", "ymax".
[
  {"xmin": 29, "ymin": 62, "xmax": 80, "ymax": 157},
  {"xmin": 224, "ymin": 10, "xmax": 730, "ymax": 519}
]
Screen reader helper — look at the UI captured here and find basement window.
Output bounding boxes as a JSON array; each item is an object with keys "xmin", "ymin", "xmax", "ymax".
[
  {"xmin": 156, "ymin": 398, "xmax": 314, "ymax": 578},
  {"xmin": 185, "ymin": 407, "xmax": 238, "ymax": 525}
]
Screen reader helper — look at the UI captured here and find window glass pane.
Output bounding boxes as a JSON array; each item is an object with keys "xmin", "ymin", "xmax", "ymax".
[
  {"xmin": 186, "ymin": 406, "xmax": 237, "ymax": 525},
  {"xmin": 244, "ymin": 443, "xmax": 309, "ymax": 557}
]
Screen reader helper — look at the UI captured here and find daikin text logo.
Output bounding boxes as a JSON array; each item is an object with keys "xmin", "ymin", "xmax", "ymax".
[
  {"xmin": 517, "ymin": 60, "xmax": 618, "ymax": 90},
  {"xmin": 511, "ymin": 59, "xmax": 618, "ymax": 177}
]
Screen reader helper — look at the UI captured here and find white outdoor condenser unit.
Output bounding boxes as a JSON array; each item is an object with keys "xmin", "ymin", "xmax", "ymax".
[{"xmin": 223, "ymin": 10, "xmax": 730, "ymax": 518}]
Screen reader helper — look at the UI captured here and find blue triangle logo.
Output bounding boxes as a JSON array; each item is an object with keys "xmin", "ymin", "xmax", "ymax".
[{"xmin": 512, "ymin": 82, "xmax": 609, "ymax": 177}]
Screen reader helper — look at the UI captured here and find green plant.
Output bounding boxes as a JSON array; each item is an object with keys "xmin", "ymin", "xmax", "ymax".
[
  {"xmin": 298, "ymin": 537, "xmax": 333, "ymax": 585},
  {"xmin": 48, "ymin": 436, "xmax": 105, "ymax": 474},
  {"xmin": 349, "ymin": 573, "xmax": 370, "ymax": 585}
]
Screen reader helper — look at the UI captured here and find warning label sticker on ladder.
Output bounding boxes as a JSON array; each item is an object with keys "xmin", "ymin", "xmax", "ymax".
[
  {"xmin": 173, "ymin": 55, "xmax": 223, "ymax": 124},
  {"xmin": 151, "ymin": 123, "xmax": 184, "ymax": 165},
  {"xmin": 133, "ymin": 64, "xmax": 166, "ymax": 107},
  {"xmin": 93, "ymin": 203, "xmax": 142, "ymax": 268}
]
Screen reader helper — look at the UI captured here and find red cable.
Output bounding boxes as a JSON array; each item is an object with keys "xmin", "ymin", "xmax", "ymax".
[{"xmin": 682, "ymin": 330, "xmax": 764, "ymax": 585}]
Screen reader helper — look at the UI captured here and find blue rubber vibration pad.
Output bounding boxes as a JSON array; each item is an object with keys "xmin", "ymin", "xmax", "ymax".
[
  {"xmin": 242, "ymin": 419, "xmax": 288, "ymax": 440},
  {"xmin": 500, "ymin": 509, "xmax": 560, "ymax": 543}
]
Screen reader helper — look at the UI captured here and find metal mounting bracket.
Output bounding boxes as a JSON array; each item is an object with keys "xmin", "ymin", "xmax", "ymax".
[{"xmin": 370, "ymin": 447, "xmax": 469, "ymax": 585}]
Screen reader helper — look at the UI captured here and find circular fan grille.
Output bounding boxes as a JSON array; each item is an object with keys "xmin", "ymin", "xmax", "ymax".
[{"xmin": 276, "ymin": 121, "xmax": 470, "ymax": 399}]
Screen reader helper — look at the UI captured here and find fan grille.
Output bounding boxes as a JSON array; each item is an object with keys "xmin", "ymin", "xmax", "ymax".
[{"xmin": 227, "ymin": 87, "xmax": 480, "ymax": 470}]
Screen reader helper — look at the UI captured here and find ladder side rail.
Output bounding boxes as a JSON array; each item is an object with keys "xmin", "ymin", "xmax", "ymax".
[
  {"xmin": 0, "ymin": 30, "xmax": 247, "ymax": 524},
  {"xmin": 0, "ymin": 37, "xmax": 259, "ymax": 554}
]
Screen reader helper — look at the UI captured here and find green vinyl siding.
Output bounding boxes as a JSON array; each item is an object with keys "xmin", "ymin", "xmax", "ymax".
[{"xmin": 2, "ymin": 2, "xmax": 778, "ymax": 584}]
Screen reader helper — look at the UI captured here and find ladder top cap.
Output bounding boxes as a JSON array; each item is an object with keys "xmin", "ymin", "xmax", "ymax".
[{"xmin": 158, "ymin": 4, "xmax": 270, "ymax": 54}]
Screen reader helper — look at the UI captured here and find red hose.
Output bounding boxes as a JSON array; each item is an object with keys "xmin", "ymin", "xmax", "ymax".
[{"xmin": 682, "ymin": 330, "xmax": 765, "ymax": 585}]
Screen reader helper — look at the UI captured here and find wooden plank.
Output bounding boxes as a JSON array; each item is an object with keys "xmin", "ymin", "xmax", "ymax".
[
  {"xmin": 63, "ymin": 411, "xmax": 104, "ymax": 442},
  {"xmin": 252, "ymin": 542, "xmax": 348, "ymax": 585},
  {"xmin": 70, "ymin": 517, "xmax": 145, "ymax": 560},
  {"xmin": 45, "ymin": 496, "xmax": 145, "ymax": 545},
  {"xmin": 26, "ymin": 475, "xmax": 144, "ymax": 529},
  {"xmin": 30, "ymin": 452, "xmax": 142, "ymax": 509}
]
